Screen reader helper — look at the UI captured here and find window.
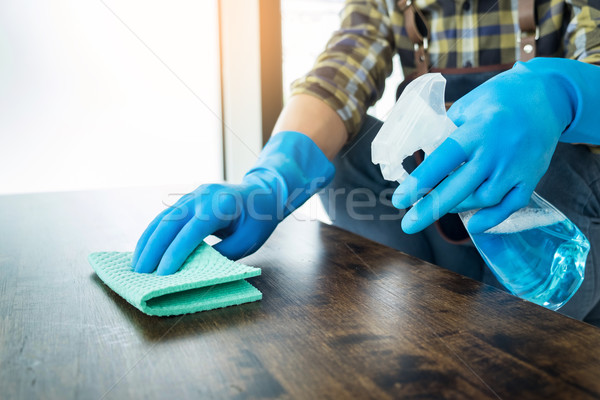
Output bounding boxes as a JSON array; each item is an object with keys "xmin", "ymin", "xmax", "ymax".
[
  {"xmin": 281, "ymin": 0, "xmax": 404, "ymax": 121},
  {"xmin": 0, "ymin": 1, "xmax": 222, "ymax": 194}
]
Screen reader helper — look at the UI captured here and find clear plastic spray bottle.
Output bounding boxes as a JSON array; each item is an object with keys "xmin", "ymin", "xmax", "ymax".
[{"xmin": 372, "ymin": 73, "xmax": 590, "ymax": 310}]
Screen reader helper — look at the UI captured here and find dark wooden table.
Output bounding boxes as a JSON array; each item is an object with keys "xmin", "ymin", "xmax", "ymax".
[{"xmin": 1, "ymin": 187, "xmax": 600, "ymax": 399}]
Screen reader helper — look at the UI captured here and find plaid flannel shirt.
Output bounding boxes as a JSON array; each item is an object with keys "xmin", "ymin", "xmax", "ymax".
[{"xmin": 290, "ymin": 0, "xmax": 600, "ymax": 138}]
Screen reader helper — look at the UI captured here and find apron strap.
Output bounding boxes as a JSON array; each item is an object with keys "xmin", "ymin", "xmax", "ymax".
[
  {"xmin": 398, "ymin": 0, "xmax": 430, "ymax": 76},
  {"xmin": 518, "ymin": 0, "xmax": 538, "ymax": 61}
]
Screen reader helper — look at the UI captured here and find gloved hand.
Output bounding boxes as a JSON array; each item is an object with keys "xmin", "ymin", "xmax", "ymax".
[
  {"xmin": 392, "ymin": 58, "xmax": 600, "ymax": 234},
  {"xmin": 132, "ymin": 131, "xmax": 335, "ymax": 275}
]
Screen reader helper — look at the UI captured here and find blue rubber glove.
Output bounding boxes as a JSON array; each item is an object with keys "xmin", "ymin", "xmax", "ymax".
[
  {"xmin": 392, "ymin": 58, "xmax": 600, "ymax": 234},
  {"xmin": 132, "ymin": 131, "xmax": 335, "ymax": 275}
]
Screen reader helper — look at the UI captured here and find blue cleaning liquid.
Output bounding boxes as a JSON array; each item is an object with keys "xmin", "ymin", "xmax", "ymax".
[{"xmin": 467, "ymin": 210, "xmax": 590, "ymax": 310}]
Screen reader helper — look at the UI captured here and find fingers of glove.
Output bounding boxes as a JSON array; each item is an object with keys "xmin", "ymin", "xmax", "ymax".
[
  {"xmin": 132, "ymin": 206, "xmax": 175, "ymax": 267},
  {"xmin": 401, "ymin": 161, "xmax": 487, "ymax": 234},
  {"xmin": 132, "ymin": 192, "xmax": 197, "ymax": 267},
  {"xmin": 449, "ymin": 174, "xmax": 515, "ymax": 214},
  {"xmin": 450, "ymin": 194, "xmax": 484, "ymax": 214},
  {"xmin": 466, "ymin": 185, "xmax": 533, "ymax": 234},
  {"xmin": 156, "ymin": 213, "xmax": 229, "ymax": 275},
  {"xmin": 392, "ymin": 138, "xmax": 468, "ymax": 210},
  {"xmin": 133, "ymin": 197, "xmax": 196, "ymax": 273}
]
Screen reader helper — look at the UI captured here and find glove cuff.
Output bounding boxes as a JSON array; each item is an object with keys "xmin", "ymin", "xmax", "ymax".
[
  {"xmin": 521, "ymin": 58, "xmax": 600, "ymax": 145},
  {"xmin": 245, "ymin": 131, "xmax": 335, "ymax": 218}
]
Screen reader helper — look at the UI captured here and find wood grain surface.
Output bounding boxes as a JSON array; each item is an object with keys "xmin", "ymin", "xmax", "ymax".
[{"xmin": 1, "ymin": 187, "xmax": 599, "ymax": 399}]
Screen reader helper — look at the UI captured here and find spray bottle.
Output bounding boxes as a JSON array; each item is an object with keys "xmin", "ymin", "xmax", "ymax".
[{"xmin": 372, "ymin": 73, "xmax": 589, "ymax": 310}]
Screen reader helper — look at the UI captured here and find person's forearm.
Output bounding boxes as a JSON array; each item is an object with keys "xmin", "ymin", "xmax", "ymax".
[{"xmin": 273, "ymin": 94, "xmax": 348, "ymax": 160}]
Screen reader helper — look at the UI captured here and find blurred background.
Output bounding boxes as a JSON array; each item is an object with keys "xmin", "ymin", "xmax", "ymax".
[{"xmin": 0, "ymin": 0, "xmax": 401, "ymax": 196}]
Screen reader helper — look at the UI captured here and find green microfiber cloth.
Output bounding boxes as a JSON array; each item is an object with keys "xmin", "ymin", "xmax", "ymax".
[{"xmin": 88, "ymin": 244, "xmax": 262, "ymax": 316}]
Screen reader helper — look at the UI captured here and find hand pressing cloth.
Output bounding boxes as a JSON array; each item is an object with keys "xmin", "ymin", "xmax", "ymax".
[{"xmin": 89, "ymin": 244, "xmax": 261, "ymax": 316}]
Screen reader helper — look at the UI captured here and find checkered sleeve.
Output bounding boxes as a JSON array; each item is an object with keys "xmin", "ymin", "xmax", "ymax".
[
  {"xmin": 563, "ymin": 0, "xmax": 600, "ymax": 64},
  {"xmin": 563, "ymin": 0, "xmax": 600, "ymax": 151},
  {"xmin": 289, "ymin": 0, "xmax": 395, "ymax": 138}
]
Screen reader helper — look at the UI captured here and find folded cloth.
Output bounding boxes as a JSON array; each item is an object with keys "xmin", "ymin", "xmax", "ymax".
[{"xmin": 89, "ymin": 244, "xmax": 262, "ymax": 316}]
